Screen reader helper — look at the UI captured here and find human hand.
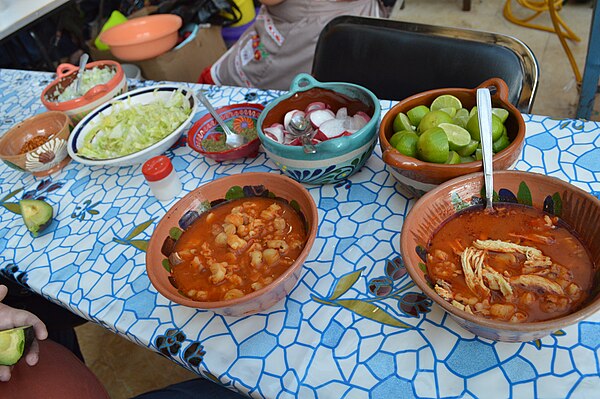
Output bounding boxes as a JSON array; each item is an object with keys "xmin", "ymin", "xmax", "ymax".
[{"xmin": 0, "ymin": 285, "xmax": 48, "ymax": 382}]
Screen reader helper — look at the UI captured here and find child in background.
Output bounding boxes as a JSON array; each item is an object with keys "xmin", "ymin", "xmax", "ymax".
[{"xmin": 200, "ymin": 0, "xmax": 387, "ymax": 90}]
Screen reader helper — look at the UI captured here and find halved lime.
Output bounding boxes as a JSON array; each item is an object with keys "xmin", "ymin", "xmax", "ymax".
[
  {"xmin": 460, "ymin": 155, "xmax": 476, "ymax": 163},
  {"xmin": 445, "ymin": 151, "xmax": 461, "ymax": 164},
  {"xmin": 417, "ymin": 127, "xmax": 449, "ymax": 163},
  {"xmin": 390, "ymin": 130, "xmax": 411, "ymax": 148},
  {"xmin": 474, "ymin": 148, "xmax": 483, "ymax": 161},
  {"xmin": 453, "ymin": 108, "xmax": 470, "ymax": 128},
  {"xmin": 439, "ymin": 107, "xmax": 457, "ymax": 118},
  {"xmin": 455, "ymin": 140, "xmax": 479, "ymax": 157},
  {"xmin": 438, "ymin": 123, "xmax": 471, "ymax": 151},
  {"xmin": 431, "ymin": 95, "xmax": 462, "ymax": 112},
  {"xmin": 465, "ymin": 113, "xmax": 504, "ymax": 142},
  {"xmin": 418, "ymin": 110, "xmax": 453, "ymax": 133},
  {"xmin": 492, "ymin": 133, "xmax": 510, "ymax": 153},
  {"xmin": 393, "ymin": 131, "xmax": 419, "ymax": 158},
  {"xmin": 407, "ymin": 105, "xmax": 430, "ymax": 126},
  {"xmin": 393, "ymin": 112, "xmax": 416, "ymax": 133},
  {"xmin": 492, "ymin": 107, "xmax": 509, "ymax": 123},
  {"xmin": 469, "ymin": 106, "xmax": 478, "ymax": 117}
]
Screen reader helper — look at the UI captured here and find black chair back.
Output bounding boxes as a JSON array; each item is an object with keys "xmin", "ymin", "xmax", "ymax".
[{"xmin": 312, "ymin": 16, "xmax": 539, "ymax": 113}]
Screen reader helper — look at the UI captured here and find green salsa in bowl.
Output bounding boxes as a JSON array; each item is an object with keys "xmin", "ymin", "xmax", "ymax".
[{"xmin": 187, "ymin": 103, "xmax": 264, "ymax": 161}]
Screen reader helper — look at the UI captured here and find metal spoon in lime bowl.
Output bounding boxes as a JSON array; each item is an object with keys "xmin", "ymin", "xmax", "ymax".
[
  {"xmin": 195, "ymin": 90, "xmax": 247, "ymax": 148},
  {"xmin": 477, "ymin": 88, "xmax": 495, "ymax": 211}
]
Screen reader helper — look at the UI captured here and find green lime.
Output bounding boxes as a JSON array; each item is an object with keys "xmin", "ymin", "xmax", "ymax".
[
  {"xmin": 492, "ymin": 133, "xmax": 510, "ymax": 153},
  {"xmin": 418, "ymin": 110, "xmax": 454, "ymax": 133},
  {"xmin": 460, "ymin": 155, "xmax": 476, "ymax": 163},
  {"xmin": 393, "ymin": 112, "xmax": 416, "ymax": 133},
  {"xmin": 453, "ymin": 108, "xmax": 470, "ymax": 128},
  {"xmin": 465, "ymin": 113, "xmax": 504, "ymax": 142},
  {"xmin": 417, "ymin": 127, "xmax": 449, "ymax": 163},
  {"xmin": 390, "ymin": 130, "xmax": 411, "ymax": 148},
  {"xmin": 439, "ymin": 107, "xmax": 457, "ymax": 118},
  {"xmin": 469, "ymin": 106, "xmax": 478, "ymax": 117},
  {"xmin": 492, "ymin": 107, "xmax": 509, "ymax": 123},
  {"xmin": 474, "ymin": 148, "xmax": 483, "ymax": 161},
  {"xmin": 445, "ymin": 151, "xmax": 461, "ymax": 164},
  {"xmin": 431, "ymin": 94, "xmax": 462, "ymax": 112},
  {"xmin": 455, "ymin": 140, "xmax": 479, "ymax": 157},
  {"xmin": 394, "ymin": 131, "xmax": 419, "ymax": 158},
  {"xmin": 407, "ymin": 105, "xmax": 430, "ymax": 126},
  {"xmin": 438, "ymin": 123, "xmax": 471, "ymax": 151}
]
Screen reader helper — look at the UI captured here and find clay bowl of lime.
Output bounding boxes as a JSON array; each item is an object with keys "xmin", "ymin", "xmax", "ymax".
[{"xmin": 379, "ymin": 78, "xmax": 525, "ymax": 198}]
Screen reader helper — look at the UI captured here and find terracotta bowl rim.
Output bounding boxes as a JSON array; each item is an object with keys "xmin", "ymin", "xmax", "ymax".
[
  {"xmin": 41, "ymin": 60, "xmax": 125, "ymax": 109},
  {"xmin": 401, "ymin": 169, "xmax": 600, "ymax": 333},
  {"xmin": 379, "ymin": 84, "xmax": 525, "ymax": 172},
  {"xmin": 146, "ymin": 172, "xmax": 319, "ymax": 309},
  {"xmin": 0, "ymin": 111, "xmax": 71, "ymax": 159}
]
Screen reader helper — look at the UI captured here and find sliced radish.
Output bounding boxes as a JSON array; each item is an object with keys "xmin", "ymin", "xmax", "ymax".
[
  {"xmin": 335, "ymin": 107, "xmax": 348, "ymax": 120},
  {"xmin": 318, "ymin": 118, "xmax": 351, "ymax": 139},
  {"xmin": 313, "ymin": 129, "xmax": 329, "ymax": 142},
  {"xmin": 308, "ymin": 109, "xmax": 335, "ymax": 128},
  {"xmin": 305, "ymin": 102, "xmax": 327, "ymax": 113},
  {"xmin": 283, "ymin": 110, "xmax": 305, "ymax": 131},
  {"xmin": 264, "ymin": 123, "xmax": 285, "ymax": 143},
  {"xmin": 355, "ymin": 111, "xmax": 371, "ymax": 123},
  {"xmin": 344, "ymin": 114, "xmax": 368, "ymax": 131}
]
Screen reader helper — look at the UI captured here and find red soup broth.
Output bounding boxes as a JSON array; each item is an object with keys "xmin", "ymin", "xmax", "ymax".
[
  {"xmin": 172, "ymin": 197, "xmax": 307, "ymax": 302},
  {"xmin": 426, "ymin": 204, "xmax": 594, "ymax": 322}
]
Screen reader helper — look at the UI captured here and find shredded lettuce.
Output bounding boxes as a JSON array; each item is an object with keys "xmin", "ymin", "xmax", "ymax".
[
  {"xmin": 76, "ymin": 90, "xmax": 191, "ymax": 159},
  {"xmin": 53, "ymin": 67, "xmax": 116, "ymax": 102}
]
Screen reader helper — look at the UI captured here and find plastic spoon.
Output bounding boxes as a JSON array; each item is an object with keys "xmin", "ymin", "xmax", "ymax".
[
  {"xmin": 74, "ymin": 53, "xmax": 89, "ymax": 96},
  {"xmin": 195, "ymin": 90, "xmax": 247, "ymax": 148},
  {"xmin": 477, "ymin": 88, "xmax": 494, "ymax": 211},
  {"xmin": 288, "ymin": 113, "xmax": 317, "ymax": 154}
]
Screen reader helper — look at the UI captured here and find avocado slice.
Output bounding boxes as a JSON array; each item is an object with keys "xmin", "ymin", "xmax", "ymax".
[
  {"xmin": 19, "ymin": 199, "xmax": 53, "ymax": 237},
  {"xmin": 0, "ymin": 326, "xmax": 34, "ymax": 366}
]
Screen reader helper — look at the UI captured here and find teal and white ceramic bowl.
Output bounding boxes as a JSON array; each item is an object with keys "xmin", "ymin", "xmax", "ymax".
[{"xmin": 257, "ymin": 74, "xmax": 381, "ymax": 184}]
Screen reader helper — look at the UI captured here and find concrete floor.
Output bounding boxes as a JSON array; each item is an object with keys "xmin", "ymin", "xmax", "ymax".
[{"xmin": 75, "ymin": 2, "xmax": 598, "ymax": 399}]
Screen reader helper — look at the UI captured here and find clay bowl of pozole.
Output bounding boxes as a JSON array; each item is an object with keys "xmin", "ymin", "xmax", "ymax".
[
  {"xmin": 146, "ymin": 172, "xmax": 318, "ymax": 316},
  {"xmin": 401, "ymin": 170, "xmax": 600, "ymax": 342}
]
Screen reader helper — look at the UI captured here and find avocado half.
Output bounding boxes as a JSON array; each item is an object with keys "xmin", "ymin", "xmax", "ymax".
[
  {"xmin": 0, "ymin": 326, "xmax": 34, "ymax": 366},
  {"xmin": 19, "ymin": 199, "xmax": 53, "ymax": 237}
]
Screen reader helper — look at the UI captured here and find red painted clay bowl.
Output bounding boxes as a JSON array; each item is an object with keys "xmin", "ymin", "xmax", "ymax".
[
  {"xmin": 187, "ymin": 103, "xmax": 264, "ymax": 162},
  {"xmin": 41, "ymin": 60, "xmax": 127, "ymax": 125},
  {"xmin": 400, "ymin": 170, "xmax": 600, "ymax": 342},
  {"xmin": 0, "ymin": 111, "xmax": 73, "ymax": 176},
  {"xmin": 380, "ymin": 78, "xmax": 525, "ymax": 198},
  {"xmin": 146, "ymin": 172, "xmax": 318, "ymax": 316},
  {"xmin": 100, "ymin": 14, "xmax": 182, "ymax": 61}
]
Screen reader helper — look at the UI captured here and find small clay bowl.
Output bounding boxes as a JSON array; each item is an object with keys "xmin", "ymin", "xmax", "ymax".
[
  {"xmin": 41, "ymin": 60, "xmax": 127, "ymax": 125},
  {"xmin": 187, "ymin": 103, "xmax": 264, "ymax": 162},
  {"xmin": 380, "ymin": 78, "xmax": 526, "ymax": 197},
  {"xmin": 401, "ymin": 170, "xmax": 600, "ymax": 342},
  {"xmin": 146, "ymin": 172, "xmax": 319, "ymax": 316},
  {"xmin": 0, "ymin": 111, "xmax": 73, "ymax": 176}
]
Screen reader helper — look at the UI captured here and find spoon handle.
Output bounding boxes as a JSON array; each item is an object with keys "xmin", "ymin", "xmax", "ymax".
[{"xmin": 477, "ymin": 88, "xmax": 494, "ymax": 209}]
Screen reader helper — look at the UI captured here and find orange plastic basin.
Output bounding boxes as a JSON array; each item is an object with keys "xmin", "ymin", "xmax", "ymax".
[{"xmin": 99, "ymin": 14, "xmax": 182, "ymax": 61}]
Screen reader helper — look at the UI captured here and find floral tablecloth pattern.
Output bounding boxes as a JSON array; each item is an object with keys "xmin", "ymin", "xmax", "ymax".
[{"xmin": 1, "ymin": 68, "xmax": 600, "ymax": 399}]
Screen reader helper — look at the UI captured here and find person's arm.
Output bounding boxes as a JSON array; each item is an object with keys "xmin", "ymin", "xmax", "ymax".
[{"xmin": 0, "ymin": 285, "xmax": 48, "ymax": 382}]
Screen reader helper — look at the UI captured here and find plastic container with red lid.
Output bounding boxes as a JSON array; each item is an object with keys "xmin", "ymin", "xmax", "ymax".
[{"xmin": 142, "ymin": 156, "xmax": 181, "ymax": 201}]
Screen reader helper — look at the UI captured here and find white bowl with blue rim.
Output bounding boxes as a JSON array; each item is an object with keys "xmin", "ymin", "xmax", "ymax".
[
  {"xmin": 257, "ymin": 74, "xmax": 381, "ymax": 184},
  {"xmin": 67, "ymin": 84, "xmax": 197, "ymax": 167}
]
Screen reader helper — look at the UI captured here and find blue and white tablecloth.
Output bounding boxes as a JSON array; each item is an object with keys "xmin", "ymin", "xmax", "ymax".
[{"xmin": 1, "ymin": 68, "xmax": 599, "ymax": 399}]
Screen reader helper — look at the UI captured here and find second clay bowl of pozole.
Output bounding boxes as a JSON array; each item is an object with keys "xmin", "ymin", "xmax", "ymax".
[
  {"xmin": 400, "ymin": 170, "xmax": 600, "ymax": 342},
  {"xmin": 146, "ymin": 172, "xmax": 318, "ymax": 316}
]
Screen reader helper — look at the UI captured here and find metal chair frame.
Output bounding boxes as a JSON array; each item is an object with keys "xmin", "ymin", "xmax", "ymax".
[{"xmin": 312, "ymin": 16, "xmax": 540, "ymax": 113}]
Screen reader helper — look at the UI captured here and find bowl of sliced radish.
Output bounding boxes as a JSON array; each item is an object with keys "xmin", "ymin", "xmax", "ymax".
[{"xmin": 257, "ymin": 73, "xmax": 381, "ymax": 184}]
